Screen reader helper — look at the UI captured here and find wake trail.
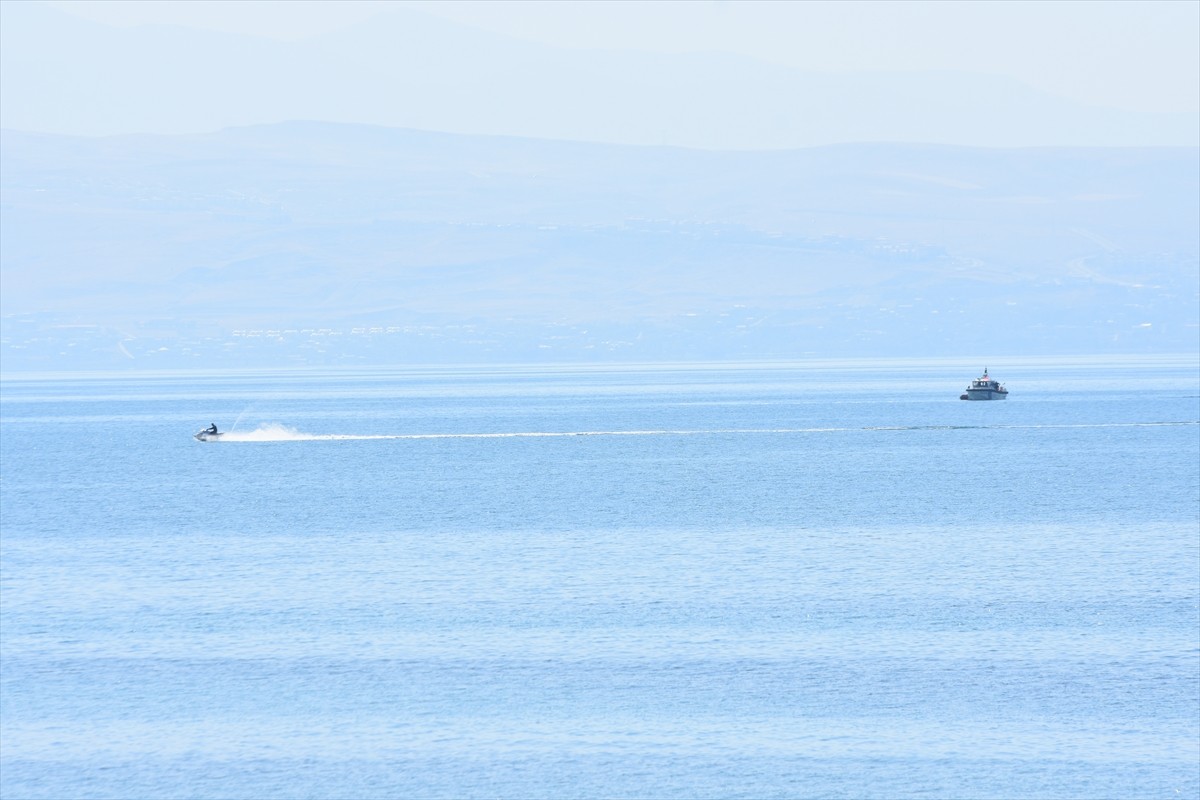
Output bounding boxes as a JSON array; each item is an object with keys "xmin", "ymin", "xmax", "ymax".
[
  {"xmin": 217, "ymin": 424, "xmax": 816, "ymax": 442},
  {"xmin": 211, "ymin": 421, "xmax": 1198, "ymax": 442}
]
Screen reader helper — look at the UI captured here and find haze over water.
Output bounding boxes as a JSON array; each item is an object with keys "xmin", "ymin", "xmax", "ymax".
[{"xmin": 2, "ymin": 3, "xmax": 1198, "ymax": 798}]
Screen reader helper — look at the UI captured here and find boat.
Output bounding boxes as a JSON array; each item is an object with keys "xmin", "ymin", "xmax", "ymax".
[
  {"xmin": 960, "ymin": 369, "xmax": 1008, "ymax": 400},
  {"xmin": 194, "ymin": 425, "xmax": 223, "ymax": 441}
]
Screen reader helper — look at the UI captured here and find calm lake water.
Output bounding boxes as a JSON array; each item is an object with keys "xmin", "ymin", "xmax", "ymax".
[{"xmin": 2, "ymin": 357, "xmax": 1198, "ymax": 799}]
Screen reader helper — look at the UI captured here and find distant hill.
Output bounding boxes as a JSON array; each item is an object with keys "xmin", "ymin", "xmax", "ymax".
[{"xmin": 1, "ymin": 123, "xmax": 1197, "ymax": 369}]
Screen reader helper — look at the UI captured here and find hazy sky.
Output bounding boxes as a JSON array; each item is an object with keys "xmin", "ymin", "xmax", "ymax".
[{"xmin": 40, "ymin": 0, "xmax": 1200, "ymax": 115}]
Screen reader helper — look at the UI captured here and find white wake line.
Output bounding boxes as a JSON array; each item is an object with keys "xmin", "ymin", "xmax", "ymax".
[
  {"xmin": 219, "ymin": 428, "xmax": 802, "ymax": 442},
  {"xmin": 214, "ymin": 421, "xmax": 1198, "ymax": 442}
]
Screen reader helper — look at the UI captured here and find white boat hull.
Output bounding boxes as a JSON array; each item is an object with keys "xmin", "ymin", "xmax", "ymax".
[
  {"xmin": 194, "ymin": 431, "xmax": 223, "ymax": 441},
  {"xmin": 961, "ymin": 370, "xmax": 1009, "ymax": 400}
]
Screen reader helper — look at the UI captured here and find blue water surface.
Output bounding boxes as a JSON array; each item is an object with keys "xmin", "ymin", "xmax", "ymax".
[{"xmin": 2, "ymin": 357, "xmax": 1198, "ymax": 799}]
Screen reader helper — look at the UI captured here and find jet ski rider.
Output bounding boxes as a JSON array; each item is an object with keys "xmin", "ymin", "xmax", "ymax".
[{"xmin": 206, "ymin": 423, "xmax": 218, "ymax": 435}]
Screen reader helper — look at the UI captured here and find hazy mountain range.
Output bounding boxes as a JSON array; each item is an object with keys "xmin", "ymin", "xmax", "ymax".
[
  {"xmin": 2, "ymin": 122, "xmax": 1196, "ymax": 369},
  {"xmin": 2, "ymin": 1, "xmax": 1196, "ymax": 149}
]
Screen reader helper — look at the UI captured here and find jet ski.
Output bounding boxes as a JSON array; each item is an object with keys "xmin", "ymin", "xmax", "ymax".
[{"xmin": 194, "ymin": 425, "xmax": 222, "ymax": 441}]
